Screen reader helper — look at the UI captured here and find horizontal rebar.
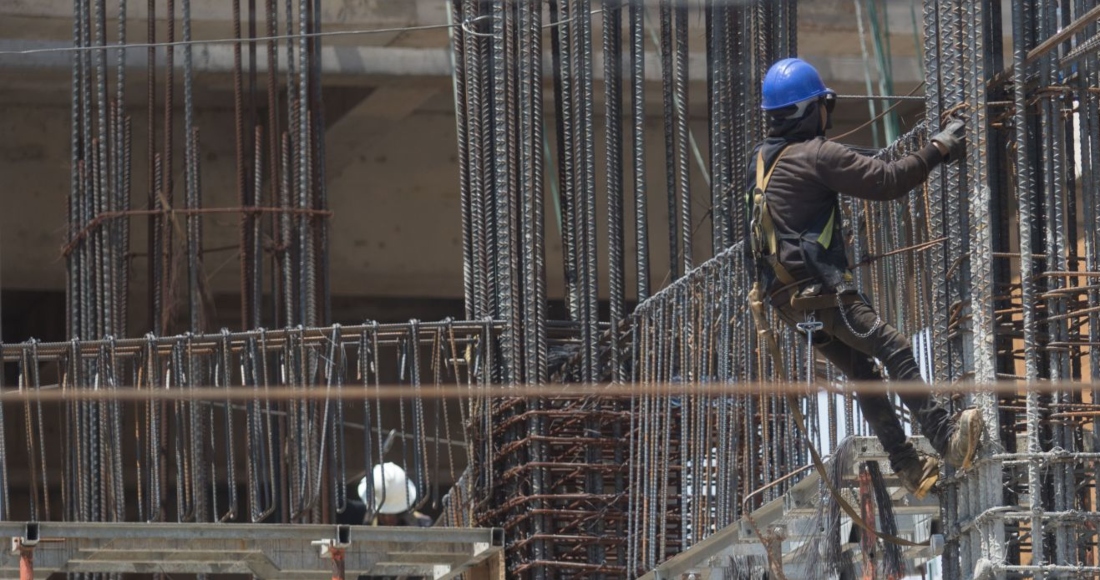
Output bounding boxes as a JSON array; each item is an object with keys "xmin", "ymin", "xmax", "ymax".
[{"xmin": 7, "ymin": 379, "xmax": 1100, "ymax": 402}]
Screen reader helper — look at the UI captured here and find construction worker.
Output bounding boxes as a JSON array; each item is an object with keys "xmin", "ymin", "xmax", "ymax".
[
  {"xmin": 748, "ymin": 57, "xmax": 983, "ymax": 498},
  {"xmin": 358, "ymin": 462, "xmax": 432, "ymax": 527}
]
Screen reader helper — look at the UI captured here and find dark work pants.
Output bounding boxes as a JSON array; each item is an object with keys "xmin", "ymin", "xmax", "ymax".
[{"xmin": 775, "ymin": 296, "xmax": 954, "ymax": 467}]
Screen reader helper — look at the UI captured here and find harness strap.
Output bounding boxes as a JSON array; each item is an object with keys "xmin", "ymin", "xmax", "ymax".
[
  {"xmin": 754, "ymin": 148, "xmax": 799, "ymax": 285},
  {"xmin": 752, "ymin": 145, "xmax": 848, "ymax": 293}
]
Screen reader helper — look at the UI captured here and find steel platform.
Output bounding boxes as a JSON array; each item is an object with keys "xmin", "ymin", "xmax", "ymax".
[
  {"xmin": 638, "ymin": 437, "xmax": 945, "ymax": 580},
  {"xmin": 0, "ymin": 522, "xmax": 504, "ymax": 579}
]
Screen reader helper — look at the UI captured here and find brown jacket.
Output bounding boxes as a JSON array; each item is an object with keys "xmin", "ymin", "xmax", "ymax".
[{"xmin": 760, "ymin": 137, "xmax": 944, "ymax": 286}]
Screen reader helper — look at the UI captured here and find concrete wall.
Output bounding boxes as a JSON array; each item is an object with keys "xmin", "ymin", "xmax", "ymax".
[{"xmin": 0, "ymin": 97, "xmax": 722, "ymax": 301}]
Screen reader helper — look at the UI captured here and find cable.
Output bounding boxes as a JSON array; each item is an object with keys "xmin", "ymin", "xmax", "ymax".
[
  {"xmin": 829, "ymin": 81, "xmax": 927, "ymax": 142},
  {"xmin": 0, "ymin": 9, "xmax": 606, "ymax": 57}
]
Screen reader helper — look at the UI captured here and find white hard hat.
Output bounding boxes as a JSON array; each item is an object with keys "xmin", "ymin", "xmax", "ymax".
[{"xmin": 358, "ymin": 462, "xmax": 417, "ymax": 514}]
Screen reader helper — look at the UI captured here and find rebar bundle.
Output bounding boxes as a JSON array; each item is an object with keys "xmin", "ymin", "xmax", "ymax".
[
  {"xmin": 451, "ymin": 0, "xmax": 797, "ymax": 577},
  {"xmin": 0, "ymin": 321, "xmax": 489, "ymax": 526},
  {"xmin": 66, "ymin": 0, "xmax": 331, "ymax": 339},
  {"xmin": 451, "ymin": 0, "xmax": 1100, "ymax": 578},
  {"xmin": 3, "ymin": 0, "xmax": 1099, "ymax": 578},
  {"xmin": 53, "ymin": 0, "xmax": 336, "ymax": 572}
]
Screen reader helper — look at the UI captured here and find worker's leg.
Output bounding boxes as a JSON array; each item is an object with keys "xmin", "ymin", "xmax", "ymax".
[
  {"xmin": 775, "ymin": 304, "xmax": 919, "ymax": 469},
  {"xmin": 812, "ymin": 335, "xmax": 922, "ymax": 468},
  {"xmin": 816, "ymin": 298, "xmax": 954, "ymax": 455}
]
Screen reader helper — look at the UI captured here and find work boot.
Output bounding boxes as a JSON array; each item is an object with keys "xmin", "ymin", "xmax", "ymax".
[
  {"xmin": 894, "ymin": 455, "xmax": 941, "ymax": 500},
  {"xmin": 944, "ymin": 408, "xmax": 984, "ymax": 469}
]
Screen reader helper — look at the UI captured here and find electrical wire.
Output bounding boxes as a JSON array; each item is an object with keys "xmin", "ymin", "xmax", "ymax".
[
  {"xmin": 829, "ymin": 81, "xmax": 927, "ymax": 142},
  {"xmin": 0, "ymin": 9, "xmax": 606, "ymax": 57}
]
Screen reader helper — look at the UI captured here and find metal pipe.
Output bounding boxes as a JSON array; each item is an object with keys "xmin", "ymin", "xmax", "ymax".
[
  {"xmin": 330, "ymin": 547, "xmax": 345, "ymax": 580},
  {"xmin": 17, "ymin": 540, "xmax": 33, "ymax": 580},
  {"xmin": 1025, "ymin": 3, "xmax": 1100, "ymax": 67}
]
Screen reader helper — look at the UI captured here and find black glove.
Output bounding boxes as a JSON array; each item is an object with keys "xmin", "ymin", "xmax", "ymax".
[{"xmin": 930, "ymin": 118, "xmax": 966, "ymax": 163}]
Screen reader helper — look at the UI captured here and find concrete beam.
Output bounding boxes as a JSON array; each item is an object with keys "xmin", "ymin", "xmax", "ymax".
[
  {"xmin": 0, "ymin": 522, "xmax": 503, "ymax": 580},
  {"xmin": 325, "ymin": 85, "xmax": 439, "ymax": 180}
]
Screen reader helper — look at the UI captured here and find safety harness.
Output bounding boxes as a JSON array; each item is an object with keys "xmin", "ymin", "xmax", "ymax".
[
  {"xmin": 748, "ymin": 146, "xmax": 799, "ymax": 287},
  {"xmin": 748, "ymin": 145, "xmax": 861, "ymax": 311}
]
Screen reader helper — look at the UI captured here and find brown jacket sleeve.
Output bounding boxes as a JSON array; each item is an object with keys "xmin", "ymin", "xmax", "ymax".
[{"xmin": 814, "ymin": 140, "xmax": 943, "ymax": 201}]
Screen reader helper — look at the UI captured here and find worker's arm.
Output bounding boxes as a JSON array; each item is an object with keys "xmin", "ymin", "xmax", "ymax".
[{"xmin": 815, "ymin": 139, "xmax": 945, "ymax": 201}]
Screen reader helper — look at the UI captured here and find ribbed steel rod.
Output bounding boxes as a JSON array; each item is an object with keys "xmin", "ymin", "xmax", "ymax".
[
  {"xmin": 631, "ymin": 0, "xmax": 650, "ymax": 304},
  {"xmin": 605, "ymin": 0, "xmax": 625, "ymax": 384}
]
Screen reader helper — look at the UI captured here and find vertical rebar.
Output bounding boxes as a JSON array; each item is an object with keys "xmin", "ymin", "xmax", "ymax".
[
  {"xmin": 605, "ymin": 0, "xmax": 626, "ymax": 384},
  {"xmin": 161, "ymin": 0, "xmax": 176, "ymax": 334},
  {"xmin": 659, "ymin": 0, "xmax": 678, "ymax": 281},
  {"xmin": 184, "ymin": 0, "xmax": 201, "ymax": 333},
  {"xmin": 146, "ymin": 0, "xmax": 160, "ymax": 336},
  {"xmin": 234, "ymin": 0, "xmax": 252, "ymax": 332},
  {"xmin": 631, "ymin": 0, "xmax": 649, "ymax": 303},
  {"xmin": 674, "ymin": 1, "xmax": 691, "ymax": 273}
]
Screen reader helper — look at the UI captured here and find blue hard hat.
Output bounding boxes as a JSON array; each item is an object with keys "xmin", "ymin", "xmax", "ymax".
[{"xmin": 761, "ymin": 58, "xmax": 831, "ymax": 111}]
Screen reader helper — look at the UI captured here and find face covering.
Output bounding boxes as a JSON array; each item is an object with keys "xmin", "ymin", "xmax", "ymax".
[{"xmin": 767, "ymin": 99, "xmax": 826, "ymax": 141}]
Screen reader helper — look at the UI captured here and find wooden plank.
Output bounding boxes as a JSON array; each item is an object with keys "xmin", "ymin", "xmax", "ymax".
[{"xmin": 464, "ymin": 549, "xmax": 504, "ymax": 580}]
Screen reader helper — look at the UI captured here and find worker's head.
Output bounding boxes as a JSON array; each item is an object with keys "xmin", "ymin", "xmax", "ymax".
[
  {"xmin": 358, "ymin": 462, "xmax": 418, "ymax": 515},
  {"xmin": 761, "ymin": 58, "xmax": 836, "ymax": 137}
]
